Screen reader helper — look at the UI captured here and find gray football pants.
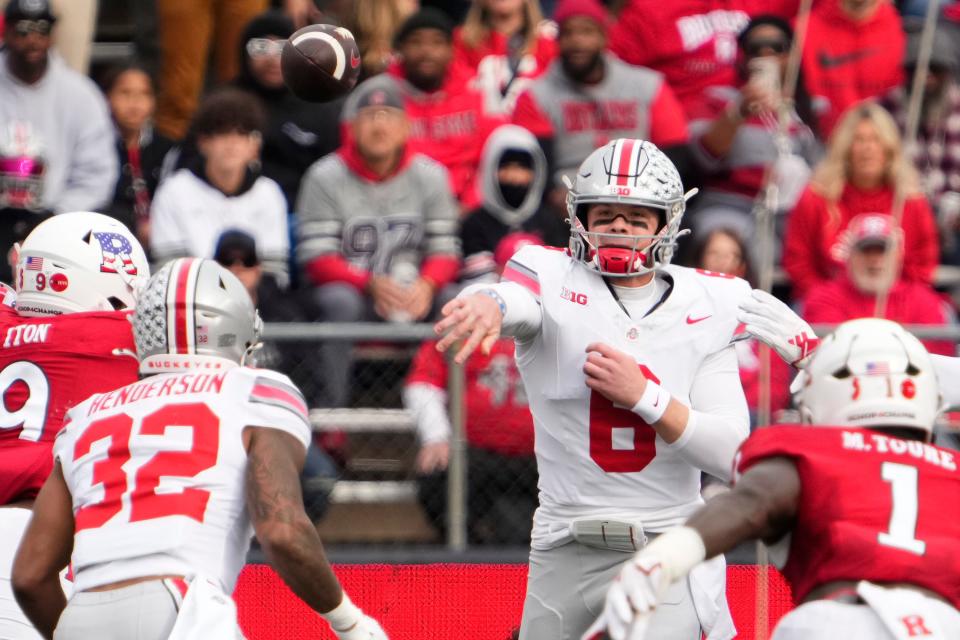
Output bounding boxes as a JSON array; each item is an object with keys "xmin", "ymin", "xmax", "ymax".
[
  {"xmin": 519, "ymin": 540, "xmax": 703, "ymax": 640},
  {"xmin": 54, "ymin": 581, "xmax": 178, "ymax": 640}
]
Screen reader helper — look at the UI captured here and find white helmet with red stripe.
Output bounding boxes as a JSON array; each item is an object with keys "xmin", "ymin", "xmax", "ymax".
[
  {"xmin": 132, "ymin": 258, "xmax": 262, "ymax": 374},
  {"xmin": 795, "ymin": 318, "xmax": 939, "ymax": 438},
  {"xmin": 566, "ymin": 139, "xmax": 694, "ymax": 277},
  {"xmin": 15, "ymin": 211, "xmax": 148, "ymax": 317}
]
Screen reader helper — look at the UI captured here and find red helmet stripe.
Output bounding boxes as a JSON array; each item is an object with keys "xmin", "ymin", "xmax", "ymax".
[
  {"xmin": 167, "ymin": 258, "xmax": 200, "ymax": 355},
  {"xmin": 616, "ymin": 139, "xmax": 635, "ymax": 186}
]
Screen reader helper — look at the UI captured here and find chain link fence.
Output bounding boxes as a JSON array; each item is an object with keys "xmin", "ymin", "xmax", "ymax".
[{"xmin": 260, "ymin": 322, "xmax": 960, "ymax": 549}]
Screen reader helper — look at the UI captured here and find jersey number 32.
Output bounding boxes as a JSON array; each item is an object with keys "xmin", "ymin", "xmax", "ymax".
[{"xmin": 72, "ymin": 403, "xmax": 219, "ymax": 532}]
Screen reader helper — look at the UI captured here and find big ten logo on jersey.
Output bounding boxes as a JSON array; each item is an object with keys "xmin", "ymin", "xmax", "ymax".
[
  {"xmin": 478, "ymin": 353, "xmax": 527, "ymax": 407},
  {"xmin": 3, "ymin": 322, "xmax": 51, "ymax": 348},
  {"xmin": 93, "ymin": 231, "xmax": 139, "ymax": 276},
  {"xmin": 342, "ymin": 217, "xmax": 422, "ymax": 273},
  {"xmin": 560, "ymin": 287, "xmax": 588, "ymax": 306}
]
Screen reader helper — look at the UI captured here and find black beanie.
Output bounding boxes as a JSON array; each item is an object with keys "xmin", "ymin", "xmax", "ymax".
[
  {"xmin": 237, "ymin": 10, "xmax": 295, "ymax": 94},
  {"xmin": 393, "ymin": 8, "xmax": 454, "ymax": 48},
  {"xmin": 499, "ymin": 149, "xmax": 535, "ymax": 170},
  {"xmin": 241, "ymin": 9, "xmax": 295, "ymax": 43}
]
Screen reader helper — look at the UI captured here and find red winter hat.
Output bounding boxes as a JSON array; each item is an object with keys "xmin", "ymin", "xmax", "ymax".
[
  {"xmin": 494, "ymin": 232, "xmax": 543, "ymax": 270},
  {"xmin": 846, "ymin": 213, "xmax": 896, "ymax": 250},
  {"xmin": 553, "ymin": 0, "xmax": 611, "ymax": 29}
]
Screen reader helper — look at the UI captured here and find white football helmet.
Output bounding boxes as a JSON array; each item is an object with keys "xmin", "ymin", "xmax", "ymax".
[
  {"xmin": 795, "ymin": 318, "xmax": 940, "ymax": 438},
  {"xmin": 133, "ymin": 258, "xmax": 262, "ymax": 374},
  {"xmin": 15, "ymin": 211, "xmax": 149, "ymax": 317},
  {"xmin": 566, "ymin": 139, "xmax": 695, "ymax": 277}
]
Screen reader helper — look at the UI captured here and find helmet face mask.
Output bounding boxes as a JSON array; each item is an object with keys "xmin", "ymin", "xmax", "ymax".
[
  {"xmin": 133, "ymin": 258, "xmax": 262, "ymax": 374},
  {"xmin": 796, "ymin": 318, "xmax": 940, "ymax": 439},
  {"xmin": 566, "ymin": 139, "xmax": 692, "ymax": 277}
]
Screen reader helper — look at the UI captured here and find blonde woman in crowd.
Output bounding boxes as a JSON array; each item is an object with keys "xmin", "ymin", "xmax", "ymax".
[
  {"xmin": 453, "ymin": 0, "xmax": 557, "ymax": 114},
  {"xmin": 783, "ymin": 101, "xmax": 939, "ymax": 298}
]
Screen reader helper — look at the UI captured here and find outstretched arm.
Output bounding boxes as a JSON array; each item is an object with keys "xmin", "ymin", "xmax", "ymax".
[
  {"xmin": 435, "ymin": 282, "xmax": 542, "ymax": 364},
  {"xmin": 245, "ymin": 427, "xmax": 385, "ymax": 639},
  {"xmin": 12, "ymin": 464, "xmax": 74, "ymax": 639},
  {"xmin": 585, "ymin": 458, "xmax": 800, "ymax": 640},
  {"xmin": 686, "ymin": 457, "xmax": 800, "ymax": 555}
]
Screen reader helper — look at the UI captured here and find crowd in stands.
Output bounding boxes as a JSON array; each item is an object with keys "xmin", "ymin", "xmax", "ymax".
[{"xmin": 2, "ymin": 0, "xmax": 960, "ymax": 542}]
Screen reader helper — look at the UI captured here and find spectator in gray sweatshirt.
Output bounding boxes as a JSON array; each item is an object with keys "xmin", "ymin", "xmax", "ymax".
[{"xmin": 0, "ymin": 0, "xmax": 116, "ymax": 281}]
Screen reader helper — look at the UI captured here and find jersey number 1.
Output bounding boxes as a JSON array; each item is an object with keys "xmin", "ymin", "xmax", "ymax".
[
  {"xmin": 72, "ymin": 403, "xmax": 219, "ymax": 532},
  {"xmin": 878, "ymin": 462, "xmax": 926, "ymax": 556}
]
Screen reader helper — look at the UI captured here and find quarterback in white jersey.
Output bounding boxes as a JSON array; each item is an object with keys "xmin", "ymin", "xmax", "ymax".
[
  {"xmin": 12, "ymin": 258, "xmax": 387, "ymax": 640},
  {"xmin": 437, "ymin": 139, "xmax": 749, "ymax": 640}
]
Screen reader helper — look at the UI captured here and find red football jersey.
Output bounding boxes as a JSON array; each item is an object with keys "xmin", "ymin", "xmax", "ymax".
[
  {"xmin": 736, "ymin": 425, "xmax": 960, "ymax": 609},
  {"xmin": 407, "ymin": 339, "xmax": 534, "ymax": 456},
  {"xmin": 0, "ymin": 306, "xmax": 139, "ymax": 503}
]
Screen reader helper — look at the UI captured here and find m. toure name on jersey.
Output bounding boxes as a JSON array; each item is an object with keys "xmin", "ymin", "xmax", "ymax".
[{"xmin": 842, "ymin": 430, "xmax": 957, "ymax": 471}]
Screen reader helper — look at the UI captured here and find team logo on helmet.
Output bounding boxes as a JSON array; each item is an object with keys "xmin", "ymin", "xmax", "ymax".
[{"xmin": 92, "ymin": 231, "xmax": 139, "ymax": 276}]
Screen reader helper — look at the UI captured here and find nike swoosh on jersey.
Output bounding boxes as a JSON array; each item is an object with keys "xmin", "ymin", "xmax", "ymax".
[
  {"xmin": 817, "ymin": 48, "xmax": 879, "ymax": 69},
  {"xmin": 686, "ymin": 314, "xmax": 711, "ymax": 324}
]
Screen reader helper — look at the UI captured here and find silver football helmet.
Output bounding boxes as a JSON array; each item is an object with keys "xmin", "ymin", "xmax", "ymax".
[
  {"xmin": 795, "ymin": 318, "xmax": 940, "ymax": 438},
  {"xmin": 132, "ymin": 258, "xmax": 262, "ymax": 374},
  {"xmin": 566, "ymin": 139, "xmax": 695, "ymax": 277}
]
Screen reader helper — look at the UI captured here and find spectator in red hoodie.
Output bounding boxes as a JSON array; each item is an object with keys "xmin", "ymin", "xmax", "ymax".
[
  {"xmin": 802, "ymin": 213, "xmax": 956, "ymax": 356},
  {"xmin": 342, "ymin": 9, "xmax": 505, "ymax": 212},
  {"xmin": 608, "ymin": 0, "xmax": 799, "ymax": 119},
  {"xmin": 296, "ymin": 80, "xmax": 461, "ymax": 407},
  {"xmin": 452, "ymin": 0, "xmax": 558, "ymax": 115},
  {"xmin": 512, "ymin": 0, "xmax": 689, "ymax": 214},
  {"xmin": 783, "ymin": 101, "xmax": 938, "ymax": 300},
  {"xmin": 802, "ymin": 0, "xmax": 905, "ymax": 136}
]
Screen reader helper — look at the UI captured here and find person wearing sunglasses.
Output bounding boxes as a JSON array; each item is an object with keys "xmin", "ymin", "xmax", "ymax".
[
  {"xmin": 233, "ymin": 10, "xmax": 342, "ymax": 210},
  {"xmin": 0, "ymin": 0, "xmax": 117, "ymax": 281},
  {"xmin": 682, "ymin": 15, "xmax": 822, "ymax": 250}
]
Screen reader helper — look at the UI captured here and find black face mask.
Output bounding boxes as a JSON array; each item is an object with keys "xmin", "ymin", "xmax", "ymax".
[{"xmin": 499, "ymin": 182, "xmax": 530, "ymax": 209}]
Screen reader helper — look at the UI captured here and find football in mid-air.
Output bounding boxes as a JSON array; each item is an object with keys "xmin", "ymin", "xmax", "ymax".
[{"xmin": 281, "ymin": 24, "xmax": 361, "ymax": 102}]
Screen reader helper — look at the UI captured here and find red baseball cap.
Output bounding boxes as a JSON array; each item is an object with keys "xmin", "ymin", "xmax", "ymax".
[
  {"xmin": 553, "ymin": 0, "xmax": 611, "ymax": 29},
  {"xmin": 847, "ymin": 214, "xmax": 895, "ymax": 249}
]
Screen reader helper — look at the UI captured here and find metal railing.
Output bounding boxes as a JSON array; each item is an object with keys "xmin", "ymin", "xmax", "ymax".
[{"xmin": 267, "ymin": 322, "xmax": 468, "ymax": 549}]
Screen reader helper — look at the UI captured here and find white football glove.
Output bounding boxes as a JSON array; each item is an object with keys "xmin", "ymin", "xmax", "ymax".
[
  {"xmin": 581, "ymin": 554, "xmax": 667, "ymax": 640},
  {"xmin": 333, "ymin": 614, "xmax": 388, "ymax": 640},
  {"xmin": 737, "ymin": 289, "xmax": 819, "ymax": 368}
]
